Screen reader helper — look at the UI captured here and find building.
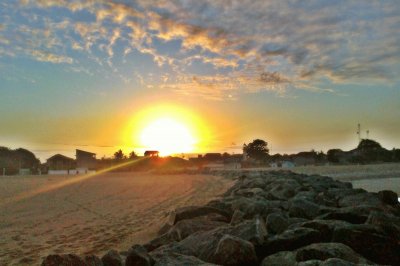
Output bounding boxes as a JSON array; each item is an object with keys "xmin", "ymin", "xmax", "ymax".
[
  {"xmin": 46, "ymin": 154, "xmax": 75, "ymax": 174},
  {"xmin": 144, "ymin": 150, "xmax": 159, "ymax": 157},
  {"xmin": 76, "ymin": 149, "xmax": 96, "ymax": 170}
]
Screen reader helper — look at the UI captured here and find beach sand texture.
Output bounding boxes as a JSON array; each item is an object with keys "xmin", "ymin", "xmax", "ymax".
[{"xmin": 0, "ymin": 173, "xmax": 234, "ymax": 265}]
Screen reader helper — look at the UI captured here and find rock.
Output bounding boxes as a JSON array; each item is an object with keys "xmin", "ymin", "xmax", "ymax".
[
  {"xmin": 41, "ymin": 254, "xmax": 86, "ymax": 266},
  {"xmin": 332, "ymin": 224, "xmax": 400, "ymax": 265},
  {"xmin": 230, "ymin": 210, "xmax": 245, "ymax": 225},
  {"xmin": 167, "ymin": 206, "xmax": 231, "ymax": 225},
  {"xmin": 84, "ymin": 255, "xmax": 103, "ymax": 266},
  {"xmin": 101, "ymin": 250, "xmax": 122, "ymax": 266},
  {"xmin": 268, "ymin": 179, "xmax": 300, "ymax": 200},
  {"xmin": 318, "ymin": 258, "xmax": 353, "ymax": 266},
  {"xmin": 295, "ymin": 243, "xmax": 371, "ymax": 264},
  {"xmin": 288, "ymin": 199, "xmax": 324, "ymax": 219},
  {"xmin": 317, "ymin": 205, "xmax": 378, "ymax": 224},
  {"xmin": 338, "ymin": 192, "xmax": 382, "ymax": 208},
  {"xmin": 229, "ymin": 217, "xmax": 267, "ymax": 246},
  {"xmin": 234, "ymin": 187, "xmax": 265, "ymax": 197},
  {"xmin": 378, "ymin": 190, "xmax": 399, "ymax": 205},
  {"xmin": 213, "ymin": 234, "xmax": 258, "ymax": 266},
  {"xmin": 297, "ymin": 260, "xmax": 322, "ymax": 266},
  {"xmin": 260, "ymin": 251, "xmax": 297, "ymax": 266},
  {"xmin": 365, "ymin": 210, "xmax": 400, "ymax": 239},
  {"xmin": 289, "ymin": 219, "xmax": 351, "ymax": 242},
  {"xmin": 145, "ymin": 217, "xmax": 226, "ymax": 251},
  {"xmin": 230, "ymin": 197, "xmax": 282, "ymax": 218},
  {"xmin": 259, "ymin": 227, "xmax": 321, "ymax": 257},
  {"xmin": 126, "ymin": 245, "xmax": 154, "ymax": 266},
  {"xmin": 152, "ymin": 253, "xmax": 218, "ymax": 265},
  {"xmin": 266, "ymin": 212, "xmax": 289, "ymax": 234}
]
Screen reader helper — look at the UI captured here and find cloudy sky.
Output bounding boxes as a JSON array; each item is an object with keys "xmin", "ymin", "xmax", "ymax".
[{"xmin": 1, "ymin": 0, "xmax": 399, "ymax": 160}]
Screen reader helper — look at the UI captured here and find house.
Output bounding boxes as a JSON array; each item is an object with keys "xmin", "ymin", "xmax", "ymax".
[
  {"xmin": 144, "ymin": 150, "xmax": 159, "ymax": 157},
  {"xmin": 46, "ymin": 154, "xmax": 75, "ymax": 174},
  {"xmin": 76, "ymin": 149, "xmax": 96, "ymax": 170},
  {"xmin": 282, "ymin": 161, "xmax": 295, "ymax": 168}
]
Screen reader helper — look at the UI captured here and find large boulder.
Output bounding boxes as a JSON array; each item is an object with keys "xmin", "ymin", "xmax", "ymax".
[
  {"xmin": 229, "ymin": 217, "xmax": 267, "ymax": 246},
  {"xmin": 84, "ymin": 255, "xmax": 103, "ymax": 266},
  {"xmin": 377, "ymin": 190, "xmax": 399, "ymax": 205},
  {"xmin": 288, "ymin": 199, "xmax": 326, "ymax": 219},
  {"xmin": 260, "ymin": 251, "xmax": 297, "ymax": 266},
  {"xmin": 289, "ymin": 219, "xmax": 351, "ymax": 242},
  {"xmin": 152, "ymin": 253, "xmax": 218, "ymax": 265},
  {"xmin": 258, "ymin": 227, "xmax": 321, "ymax": 258},
  {"xmin": 145, "ymin": 216, "xmax": 227, "ymax": 251},
  {"xmin": 317, "ymin": 205, "xmax": 379, "ymax": 224},
  {"xmin": 167, "ymin": 206, "xmax": 231, "ymax": 225},
  {"xmin": 101, "ymin": 250, "xmax": 122, "ymax": 266},
  {"xmin": 126, "ymin": 245, "xmax": 154, "ymax": 266},
  {"xmin": 365, "ymin": 210, "xmax": 400, "ymax": 239},
  {"xmin": 230, "ymin": 210, "xmax": 245, "ymax": 225},
  {"xmin": 213, "ymin": 234, "xmax": 258, "ymax": 266},
  {"xmin": 295, "ymin": 243, "xmax": 371, "ymax": 264},
  {"xmin": 266, "ymin": 212, "xmax": 289, "ymax": 234},
  {"xmin": 332, "ymin": 224, "xmax": 400, "ymax": 265},
  {"xmin": 41, "ymin": 254, "xmax": 86, "ymax": 266}
]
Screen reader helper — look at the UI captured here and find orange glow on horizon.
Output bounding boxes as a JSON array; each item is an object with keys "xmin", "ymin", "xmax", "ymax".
[{"xmin": 123, "ymin": 104, "xmax": 211, "ymax": 155}]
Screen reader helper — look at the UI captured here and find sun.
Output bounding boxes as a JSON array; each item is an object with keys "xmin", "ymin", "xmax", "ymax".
[{"xmin": 140, "ymin": 117, "xmax": 196, "ymax": 156}]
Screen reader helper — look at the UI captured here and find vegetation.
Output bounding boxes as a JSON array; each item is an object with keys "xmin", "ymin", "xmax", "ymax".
[
  {"xmin": 243, "ymin": 139, "xmax": 269, "ymax": 162},
  {"xmin": 0, "ymin": 147, "xmax": 40, "ymax": 175}
]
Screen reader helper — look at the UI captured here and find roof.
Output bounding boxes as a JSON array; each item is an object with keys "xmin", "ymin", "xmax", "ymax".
[
  {"xmin": 47, "ymin": 154, "xmax": 74, "ymax": 162},
  {"xmin": 76, "ymin": 149, "xmax": 96, "ymax": 155}
]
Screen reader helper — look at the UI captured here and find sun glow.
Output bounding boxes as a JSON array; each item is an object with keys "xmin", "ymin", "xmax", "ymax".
[
  {"xmin": 125, "ymin": 104, "xmax": 209, "ymax": 156},
  {"xmin": 140, "ymin": 118, "xmax": 196, "ymax": 156}
]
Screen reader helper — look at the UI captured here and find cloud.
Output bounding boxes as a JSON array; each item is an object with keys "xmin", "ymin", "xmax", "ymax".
[
  {"xmin": 2, "ymin": 0, "xmax": 400, "ymax": 99},
  {"xmin": 29, "ymin": 50, "xmax": 73, "ymax": 64}
]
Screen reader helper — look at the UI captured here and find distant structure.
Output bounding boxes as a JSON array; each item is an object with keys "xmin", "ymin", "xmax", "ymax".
[
  {"xmin": 144, "ymin": 150, "xmax": 159, "ymax": 157},
  {"xmin": 76, "ymin": 149, "xmax": 97, "ymax": 170},
  {"xmin": 46, "ymin": 154, "xmax": 75, "ymax": 174},
  {"xmin": 357, "ymin": 123, "xmax": 361, "ymax": 143}
]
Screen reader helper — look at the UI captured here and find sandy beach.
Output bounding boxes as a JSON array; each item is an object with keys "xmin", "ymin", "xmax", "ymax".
[{"xmin": 0, "ymin": 172, "xmax": 234, "ymax": 265}]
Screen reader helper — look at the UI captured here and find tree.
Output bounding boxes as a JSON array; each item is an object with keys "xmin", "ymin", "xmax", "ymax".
[
  {"xmin": 114, "ymin": 149, "xmax": 125, "ymax": 160},
  {"xmin": 129, "ymin": 151, "xmax": 138, "ymax": 159},
  {"xmin": 243, "ymin": 139, "xmax": 269, "ymax": 161}
]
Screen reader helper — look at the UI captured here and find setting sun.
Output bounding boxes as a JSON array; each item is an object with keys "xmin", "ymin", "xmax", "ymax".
[{"xmin": 140, "ymin": 118, "xmax": 196, "ymax": 156}]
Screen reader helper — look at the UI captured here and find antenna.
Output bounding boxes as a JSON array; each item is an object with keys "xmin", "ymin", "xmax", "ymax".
[{"xmin": 356, "ymin": 123, "xmax": 361, "ymax": 143}]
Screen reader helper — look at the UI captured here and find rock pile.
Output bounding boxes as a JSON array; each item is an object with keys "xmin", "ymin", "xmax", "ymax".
[{"xmin": 42, "ymin": 170, "xmax": 400, "ymax": 266}]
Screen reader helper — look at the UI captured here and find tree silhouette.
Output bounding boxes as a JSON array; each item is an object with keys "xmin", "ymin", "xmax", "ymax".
[
  {"xmin": 129, "ymin": 151, "xmax": 138, "ymax": 159},
  {"xmin": 243, "ymin": 139, "xmax": 269, "ymax": 161},
  {"xmin": 114, "ymin": 149, "xmax": 124, "ymax": 160}
]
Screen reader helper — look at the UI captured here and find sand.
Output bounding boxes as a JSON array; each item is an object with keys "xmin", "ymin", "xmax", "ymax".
[{"xmin": 0, "ymin": 172, "xmax": 234, "ymax": 265}]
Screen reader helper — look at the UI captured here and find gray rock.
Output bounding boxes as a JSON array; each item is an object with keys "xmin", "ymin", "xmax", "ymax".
[
  {"xmin": 288, "ymin": 199, "xmax": 323, "ymax": 219},
  {"xmin": 213, "ymin": 234, "xmax": 258, "ymax": 266},
  {"xmin": 338, "ymin": 192, "xmax": 382, "ymax": 208},
  {"xmin": 332, "ymin": 224, "xmax": 400, "ymax": 265},
  {"xmin": 377, "ymin": 190, "xmax": 399, "ymax": 205},
  {"xmin": 145, "ymin": 216, "xmax": 226, "ymax": 251},
  {"xmin": 41, "ymin": 254, "xmax": 86, "ymax": 266},
  {"xmin": 295, "ymin": 243, "xmax": 371, "ymax": 264},
  {"xmin": 365, "ymin": 210, "xmax": 400, "ymax": 239},
  {"xmin": 289, "ymin": 219, "xmax": 351, "ymax": 242},
  {"xmin": 152, "ymin": 253, "xmax": 217, "ymax": 265},
  {"xmin": 266, "ymin": 212, "xmax": 289, "ymax": 234},
  {"xmin": 229, "ymin": 217, "xmax": 267, "ymax": 246},
  {"xmin": 126, "ymin": 245, "xmax": 154, "ymax": 266},
  {"xmin": 84, "ymin": 255, "xmax": 103, "ymax": 266},
  {"xmin": 260, "ymin": 227, "xmax": 321, "ymax": 257},
  {"xmin": 230, "ymin": 209, "xmax": 245, "ymax": 225},
  {"xmin": 260, "ymin": 251, "xmax": 297, "ymax": 266},
  {"xmin": 167, "ymin": 205, "xmax": 231, "ymax": 226},
  {"xmin": 101, "ymin": 250, "xmax": 122, "ymax": 266}
]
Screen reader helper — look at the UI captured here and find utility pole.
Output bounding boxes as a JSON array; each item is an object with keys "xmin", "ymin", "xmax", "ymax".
[
  {"xmin": 356, "ymin": 123, "xmax": 361, "ymax": 143},
  {"xmin": 366, "ymin": 130, "xmax": 369, "ymax": 139}
]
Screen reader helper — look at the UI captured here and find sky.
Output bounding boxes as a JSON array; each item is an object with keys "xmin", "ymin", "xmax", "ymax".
[{"xmin": 0, "ymin": 0, "xmax": 399, "ymax": 161}]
